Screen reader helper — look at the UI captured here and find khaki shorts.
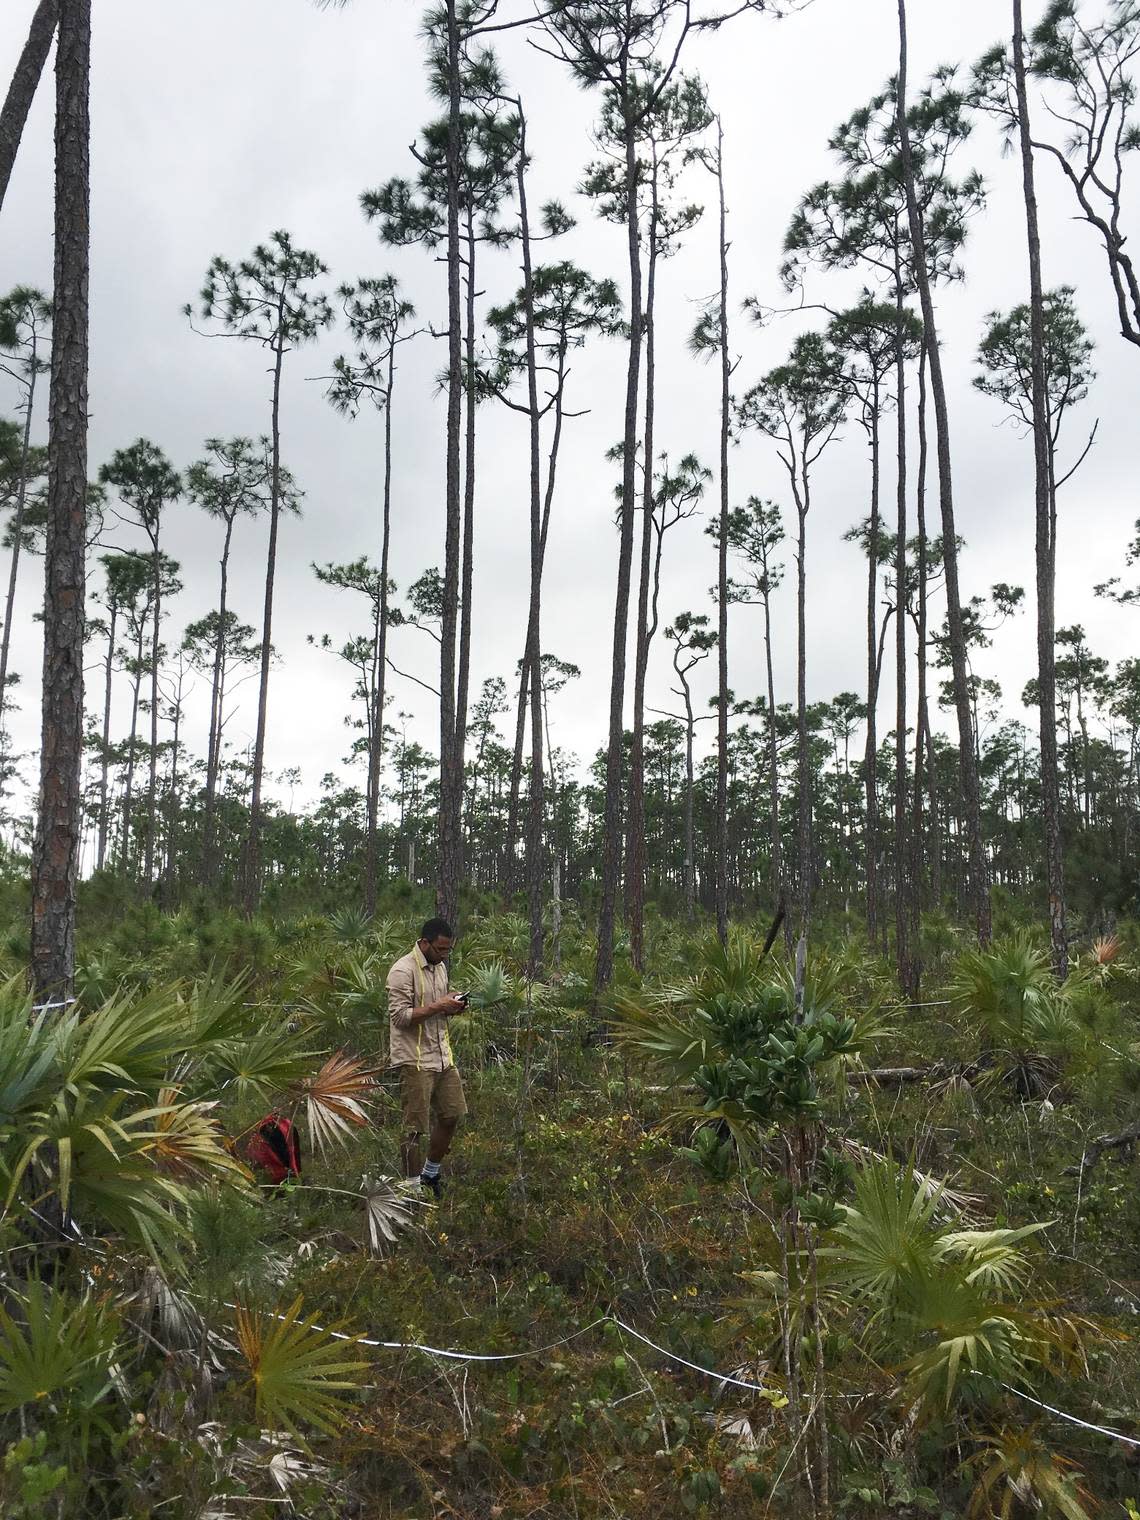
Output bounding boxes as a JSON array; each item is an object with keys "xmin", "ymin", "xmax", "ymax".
[{"xmin": 398, "ymin": 1065, "xmax": 467, "ymax": 1137}]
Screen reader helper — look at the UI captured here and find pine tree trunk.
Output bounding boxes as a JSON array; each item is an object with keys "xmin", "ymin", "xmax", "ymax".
[
  {"xmin": 163, "ymin": 676, "xmax": 181, "ymax": 901},
  {"xmin": 761, "ymin": 578, "xmax": 782, "ymax": 904},
  {"xmin": 0, "ymin": 350, "xmax": 38, "ymax": 735},
  {"xmin": 912, "ymin": 337, "xmax": 937, "ymax": 915},
  {"xmin": 594, "ymin": 97, "xmax": 643, "ymax": 997},
  {"xmin": 144, "ymin": 529, "xmax": 162, "ymax": 884},
  {"xmin": 682, "ymin": 680, "xmax": 696, "ymax": 921},
  {"xmin": 627, "ymin": 167, "xmax": 659, "ymax": 972},
  {"xmin": 96, "ymin": 598, "xmax": 115, "ymax": 871},
  {"xmin": 244, "ymin": 327, "xmax": 285, "ymax": 914},
  {"xmin": 30, "ymin": 0, "xmax": 88, "ymax": 1000},
  {"xmin": 795, "ymin": 491, "xmax": 811, "ymax": 937},
  {"xmin": 121, "ymin": 633, "xmax": 142, "ymax": 874},
  {"xmin": 714, "ymin": 122, "xmax": 731, "ymax": 948},
  {"xmin": 0, "ymin": 0, "xmax": 58, "ymax": 219},
  {"xmin": 517, "ymin": 105, "xmax": 545, "ymax": 979},
  {"xmin": 1013, "ymin": 0, "xmax": 1068, "ymax": 978},
  {"xmin": 202, "ymin": 514, "xmax": 233, "ymax": 888},
  {"xmin": 864, "ymin": 391, "xmax": 881, "ymax": 949},
  {"xmin": 365, "ymin": 339, "xmax": 396, "ymax": 920},
  {"xmin": 436, "ymin": 0, "xmax": 463, "ymax": 929},
  {"xmin": 893, "ymin": 266, "xmax": 914, "ymax": 994},
  {"xmin": 896, "ymin": 0, "xmax": 991, "ymax": 945},
  {"xmin": 456, "ymin": 206, "xmax": 477, "ymax": 811}
]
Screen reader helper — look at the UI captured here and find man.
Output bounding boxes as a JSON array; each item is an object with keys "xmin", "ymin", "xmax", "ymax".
[{"xmin": 386, "ymin": 917, "xmax": 468, "ymax": 1197}]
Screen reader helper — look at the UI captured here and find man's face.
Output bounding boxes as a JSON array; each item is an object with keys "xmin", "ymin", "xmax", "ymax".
[{"xmin": 420, "ymin": 935, "xmax": 452, "ymax": 966}]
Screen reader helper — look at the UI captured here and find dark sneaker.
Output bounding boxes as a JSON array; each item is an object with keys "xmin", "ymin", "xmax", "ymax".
[{"xmin": 420, "ymin": 1172, "xmax": 443, "ymax": 1199}]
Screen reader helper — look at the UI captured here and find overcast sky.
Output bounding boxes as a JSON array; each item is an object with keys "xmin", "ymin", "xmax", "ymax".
[{"xmin": 0, "ymin": 0, "xmax": 1135, "ymax": 827}]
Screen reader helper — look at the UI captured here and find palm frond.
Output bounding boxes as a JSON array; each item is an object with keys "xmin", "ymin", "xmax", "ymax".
[
  {"xmin": 148, "ymin": 1089, "xmax": 252, "ymax": 1185},
  {"xmin": 361, "ymin": 1175, "xmax": 427, "ymax": 1253},
  {"xmin": 299, "ymin": 1053, "xmax": 376, "ymax": 1156},
  {"xmin": 0, "ymin": 1280, "xmax": 120, "ymax": 1418},
  {"xmin": 936, "ymin": 1221, "xmax": 1050, "ymax": 1293},
  {"xmin": 234, "ymin": 1298, "xmax": 370, "ymax": 1437}
]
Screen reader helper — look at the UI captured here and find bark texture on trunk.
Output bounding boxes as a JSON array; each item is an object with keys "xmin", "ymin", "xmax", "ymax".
[
  {"xmin": 516, "ymin": 106, "xmax": 545, "ymax": 978},
  {"xmin": 896, "ymin": 0, "xmax": 991, "ymax": 946},
  {"xmin": 893, "ymin": 272, "xmax": 914, "ymax": 995},
  {"xmin": 0, "ymin": 0, "xmax": 58, "ymax": 218},
  {"xmin": 714, "ymin": 121, "xmax": 730, "ymax": 948},
  {"xmin": 201, "ymin": 515, "xmax": 234, "ymax": 888},
  {"xmin": 436, "ymin": 0, "xmax": 464, "ymax": 929},
  {"xmin": 365, "ymin": 340, "xmax": 396, "ymax": 919},
  {"xmin": 96, "ymin": 600, "xmax": 115, "ymax": 871},
  {"xmin": 864, "ymin": 395, "xmax": 881, "ymax": 949},
  {"xmin": 626, "ymin": 170, "xmax": 658, "ymax": 973},
  {"xmin": 31, "ymin": 0, "xmax": 89, "ymax": 1000},
  {"xmin": 0, "ymin": 346, "xmax": 39, "ymax": 736},
  {"xmin": 243, "ymin": 333, "xmax": 285, "ymax": 915},
  {"xmin": 594, "ymin": 98, "xmax": 643, "ymax": 997},
  {"xmin": 1013, "ymin": 0, "xmax": 1068, "ymax": 978}
]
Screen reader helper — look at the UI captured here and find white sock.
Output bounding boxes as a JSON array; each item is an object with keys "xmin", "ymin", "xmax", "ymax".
[{"xmin": 421, "ymin": 1159, "xmax": 441, "ymax": 1180}]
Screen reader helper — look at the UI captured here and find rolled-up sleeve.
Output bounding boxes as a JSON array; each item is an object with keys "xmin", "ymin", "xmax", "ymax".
[{"xmin": 387, "ymin": 962, "xmax": 415, "ymax": 1030}]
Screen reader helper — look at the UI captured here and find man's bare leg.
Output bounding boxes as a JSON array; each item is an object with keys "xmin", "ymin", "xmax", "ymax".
[{"xmin": 427, "ymin": 1117, "xmax": 457, "ymax": 1165}]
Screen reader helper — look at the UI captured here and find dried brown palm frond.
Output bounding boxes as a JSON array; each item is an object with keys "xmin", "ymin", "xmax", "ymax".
[
  {"xmin": 1090, "ymin": 933, "xmax": 1122, "ymax": 966},
  {"xmin": 298, "ymin": 1053, "xmax": 377, "ymax": 1156}
]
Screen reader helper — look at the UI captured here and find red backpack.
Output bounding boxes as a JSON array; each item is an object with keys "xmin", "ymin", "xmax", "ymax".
[{"xmin": 245, "ymin": 1114, "xmax": 301, "ymax": 1184}]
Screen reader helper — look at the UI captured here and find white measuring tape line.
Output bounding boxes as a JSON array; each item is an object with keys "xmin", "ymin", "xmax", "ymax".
[
  {"xmin": 225, "ymin": 1300, "xmax": 1140, "ymax": 1440},
  {"xmin": 995, "ymin": 1380, "xmax": 1140, "ymax": 1450},
  {"xmin": 31, "ymin": 996, "xmax": 78, "ymax": 1012},
  {"xmin": 221, "ymin": 1302, "xmax": 772, "ymax": 1392}
]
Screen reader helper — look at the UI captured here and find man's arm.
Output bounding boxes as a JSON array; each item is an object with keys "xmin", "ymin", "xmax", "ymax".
[{"xmin": 388, "ymin": 965, "xmax": 463, "ymax": 1028}]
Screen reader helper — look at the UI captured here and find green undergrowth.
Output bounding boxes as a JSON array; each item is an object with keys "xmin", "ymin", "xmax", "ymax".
[{"xmin": 1, "ymin": 908, "xmax": 1139, "ymax": 1517}]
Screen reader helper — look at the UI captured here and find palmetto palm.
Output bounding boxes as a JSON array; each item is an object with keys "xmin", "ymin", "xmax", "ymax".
[
  {"xmin": 950, "ymin": 933, "xmax": 1085, "ymax": 1096},
  {"xmin": 824, "ymin": 1156, "xmax": 1089, "ymax": 1414}
]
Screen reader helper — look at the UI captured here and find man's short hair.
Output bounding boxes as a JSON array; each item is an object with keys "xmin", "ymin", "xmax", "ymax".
[{"xmin": 420, "ymin": 916, "xmax": 454, "ymax": 943}]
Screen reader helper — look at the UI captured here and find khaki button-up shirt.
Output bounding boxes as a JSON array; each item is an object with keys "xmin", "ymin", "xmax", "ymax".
[{"xmin": 386, "ymin": 943, "xmax": 455, "ymax": 1071}]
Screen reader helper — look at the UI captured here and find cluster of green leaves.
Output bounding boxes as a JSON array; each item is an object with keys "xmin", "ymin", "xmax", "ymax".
[{"xmin": 691, "ymin": 987, "xmax": 860, "ymax": 1136}]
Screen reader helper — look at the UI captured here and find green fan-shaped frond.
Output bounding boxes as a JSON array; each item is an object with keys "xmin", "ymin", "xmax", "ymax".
[{"xmin": 235, "ymin": 1298, "xmax": 370, "ymax": 1438}]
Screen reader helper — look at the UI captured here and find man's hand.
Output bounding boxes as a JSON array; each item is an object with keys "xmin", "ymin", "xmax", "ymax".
[{"xmin": 433, "ymin": 996, "xmax": 467, "ymax": 1017}]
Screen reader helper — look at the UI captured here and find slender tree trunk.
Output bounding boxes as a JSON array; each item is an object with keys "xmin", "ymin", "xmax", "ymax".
[
  {"xmin": 912, "ymin": 336, "xmax": 939, "ymax": 910},
  {"xmin": 795, "ymin": 488, "xmax": 811, "ymax": 937},
  {"xmin": 681, "ymin": 681, "xmax": 696, "ymax": 920},
  {"xmin": 436, "ymin": 0, "xmax": 463, "ymax": 928},
  {"xmin": 202, "ymin": 513, "xmax": 233, "ymax": 888},
  {"xmin": 31, "ymin": 0, "xmax": 89, "ymax": 1000},
  {"xmin": 121, "ymin": 635, "xmax": 142, "ymax": 874},
  {"xmin": 96, "ymin": 598, "xmax": 115, "ymax": 871},
  {"xmin": 1013, "ymin": 0, "xmax": 1067, "ymax": 978},
  {"xmin": 457, "ymin": 207, "xmax": 476, "ymax": 802},
  {"xmin": 0, "ymin": 351, "xmax": 37, "ymax": 736},
  {"xmin": 714, "ymin": 120, "xmax": 731, "ymax": 948},
  {"xmin": 144, "ymin": 529, "xmax": 162, "ymax": 884},
  {"xmin": 0, "ymin": 0, "xmax": 58, "ymax": 220},
  {"xmin": 893, "ymin": 264, "xmax": 914, "ymax": 994},
  {"xmin": 365, "ymin": 340, "xmax": 396, "ymax": 919},
  {"xmin": 626, "ymin": 163, "xmax": 659, "ymax": 972},
  {"xmin": 516, "ymin": 105, "xmax": 545, "ymax": 979},
  {"xmin": 594, "ymin": 88, "xmax": 643, "ymax": 997},
  {"xmin": 244, "ymin": 326, "xmax": 286, "ymax": 914},
  {"xmin": 761, "ymin": 579, "xmax": 782, "ymax": 904},
  {"xmin": 504, "ymin": 370, "xmax": 565, "ymax": 896},
  {"xmin": 864, "ymin": 391, "xmax": 881, "ymax": 949},
  {"xmin": 896, "ymin": 0, "xmax": 991, "ymax": 945},
  {"xmin": 163, "ymin": 676, "xmax": 182, "ymax": 900}
]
